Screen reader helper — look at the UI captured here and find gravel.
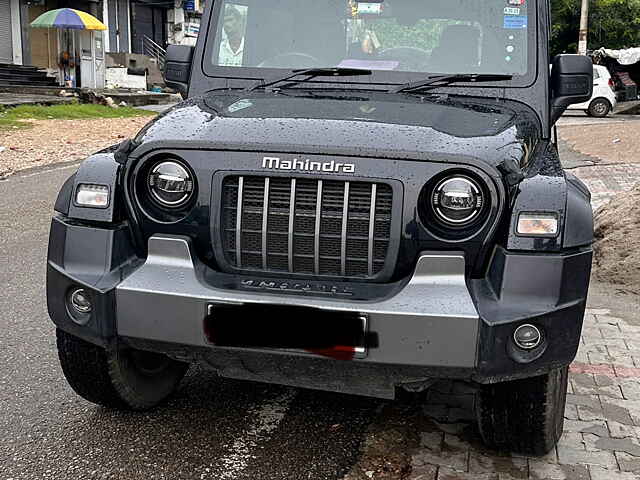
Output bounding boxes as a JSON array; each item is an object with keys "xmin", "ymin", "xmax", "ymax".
[{"xmin": 0, "ymin": 116, "xmax": 153, "ymax": 178}]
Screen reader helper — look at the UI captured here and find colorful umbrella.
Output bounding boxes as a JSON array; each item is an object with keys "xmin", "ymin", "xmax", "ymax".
[{"xmin": 30, "ymin": 8, "xmax": 107, "ymax": 30}]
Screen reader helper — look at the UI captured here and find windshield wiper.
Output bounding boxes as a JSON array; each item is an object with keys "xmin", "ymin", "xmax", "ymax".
[
  {"xmin": 392, "ymin": 74, "xmax": 513, "ymax": 94},
  {"xmin": 245, "ymin": 67, "xmax": 372, "ymax": 93}
]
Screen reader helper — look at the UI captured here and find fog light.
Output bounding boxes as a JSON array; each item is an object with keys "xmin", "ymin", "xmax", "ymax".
[
  {"xmin": 70, "ymin": 288, "xmax": 92, "ymax": 315},
  {"xmin": 513, "ymin": 324, "xmax": 542, "ymax": 350}
]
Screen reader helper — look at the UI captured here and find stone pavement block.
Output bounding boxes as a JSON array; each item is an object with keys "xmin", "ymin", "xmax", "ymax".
[
  {"xmin": 589, "ymin": 436, "xmax": 640, "ymax": 456},
  {"xmin": 599, "ymin": 326, "xmax": 626, "ymax": 340},
  {"xmin": 566, "ymin": 394, "xmax": 602, "ymax": 409},
  {"xmin": 587, "ymin": 352, "xmax": 613, "ymax": 365},
  {"xmin": 582, "ymin": 326, "xmax": 603, "ymax": 338},
  {"xmin": 468, "ymin": 451, "xmax": 527, "ymax": 478},
  {"xmin": 408, "ymin": 464, "xmax": 439, "ymax": 480},
  {"xmin": 565, "ymin": 404, "xmax": 579, "ymax": 421},
  {"xmin": 589, "ymin": 466, "xmax": 640, "ymax": 480},
  {"xmin": 557, "ymin": 445, "xmax": 617, "ymax": 468},
  {"xmin": 601, "ymin": 401, "xmax": 635, "ymax": 426},
  {"xmin": 610, "ymin": 355, "xmax": 637, "ymax": 368},
  {"xmin": 595, "ymin": 374, "xmax": 618, "ymax": 387},
  {"xmin": 558, "ymin": 432, "xmax": 585, "ymax": 450},
  {"xmin": 413, "ymin": 450, "xmax": 468, "ymax": 473},
  {"xmin": 437, "ymin": 467, "xmax": 497, "ymax": 480},
  {"xmin": 528, "ymin": 461, "xmax": 590, "ymax": 480},
  {"xmin": 625, "ymin": 341, "xmax": 640, "ymax": 352},
  {"xmin": 581, "ymin": 433, "xmax": 603, "ymax": 452},
  {"xmin": 571, "ymin": 373, "xmax": 623, "ymax": 399},
  {"xmin": 563, "ymin": 419, "xmax": 608, "ymax": 435},
  {"xmin": 618, "ymin": 379, "xmax": 640, "ymax": 400},
  {"xmin": 608, "ymin": 345, "xmax": 637, "ymax": 356},
  {"xmin": 615, "ymin": 452, "xmax": 640, "ymax": 472},
  {"xmin": 587, "ymin": 309, "xmax": 611, "ymax": 316},
  {"xmin": 574, "ymin": 350, "xmax": 590, "ymax": 363},
  {"xmin": 577, "ymin": 404, "xmax": 605, "ymax": 421},
  {"xmin": 602, "ymin": 398, "xmax": 640, "ymax": 425},
  {"xmin": 413, "ymin": 435, "xmax": 470, "ymax": 473},
  {"xmin": 619, "ymin": 324, "xmax": 640, "ymax": 335},
  {"xmin": 607, "ymin": 420, "xmax": 640, "ymax": 439}
]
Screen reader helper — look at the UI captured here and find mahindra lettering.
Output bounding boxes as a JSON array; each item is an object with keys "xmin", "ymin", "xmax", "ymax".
[{"xmin": 47, "ymin": 0, "xmax": 595, "ymax": 455}]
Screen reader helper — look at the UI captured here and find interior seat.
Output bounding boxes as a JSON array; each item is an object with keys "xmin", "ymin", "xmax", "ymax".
[{"xmin": 429, "ymin": 24, "xmax": 481, "ymax": 73}]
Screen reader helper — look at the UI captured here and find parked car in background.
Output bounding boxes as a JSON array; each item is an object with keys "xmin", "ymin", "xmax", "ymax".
[{"xmin": 567, "ymin": 65, "xmax": 617, "ymax": 117}]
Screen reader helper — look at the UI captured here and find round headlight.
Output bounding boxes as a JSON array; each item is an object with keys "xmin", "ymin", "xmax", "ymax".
[
  {"xmin": 148, "ymin": 161, "xmax": 194, "ymax": 207},
  {"xmin": 432, "ymin": 176, "xmax": 484, "ymax": 226}
]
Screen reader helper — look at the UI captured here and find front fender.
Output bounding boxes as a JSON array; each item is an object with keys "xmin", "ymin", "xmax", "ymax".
[
  {"xmin": 506, "ymin": 142, "xmax": 594, "ymax": 252},
  {"xmin": 54, "ymin": 152, "xmax": 121, "ymax": 223}
]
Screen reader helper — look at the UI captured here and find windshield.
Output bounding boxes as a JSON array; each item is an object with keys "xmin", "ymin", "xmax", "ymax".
[{"xmin": 207, "ymin": 0, "xmax": 533, "ymax": 77}]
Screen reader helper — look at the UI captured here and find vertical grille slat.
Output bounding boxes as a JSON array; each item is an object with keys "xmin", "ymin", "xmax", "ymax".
[
  {"xmin": 340, "ymin": 182, "xmax": 350, "ymax": 276},
  {"xmin": 314, "ymin": 180, "xmax": 323, "ymax": 275},
  {"xmin": 261, "ymin": 177, "xmax": 270, "ymax": 270},
  {"xmin": 288, "ymin": 178, "xmax": 296, "ymax": 273},
  {"xmin": 221, "ymin": 175, "xmax": 393, "ymax": 279},
  {"xmin": 368, "ymin": 184, "xmax": 377, "ymax": 277},
  {"xmin": 235, "ymin": 176, "xmax": 244, "ymax": 268}
]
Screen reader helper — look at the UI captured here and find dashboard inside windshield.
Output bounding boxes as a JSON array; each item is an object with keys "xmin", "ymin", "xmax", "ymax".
[{"xmin": 207, "ymin": 0, "xmax": 532, "ymax": 76}]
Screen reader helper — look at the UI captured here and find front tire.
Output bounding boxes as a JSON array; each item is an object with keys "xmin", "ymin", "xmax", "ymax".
[
  {"xmin": 587, "ymin": 98, "xmax": 611, "ymax": 117},
  {"xmin": 476, "ymin": 367, "xmax": 568, "ymax": 456},
  {"xmin": 56, "ymin": 329, "xmax": 189, "ymax": 411}
]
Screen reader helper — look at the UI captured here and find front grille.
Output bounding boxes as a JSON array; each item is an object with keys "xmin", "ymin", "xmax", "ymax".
[{"xmin": 220, "ymin": 175, "xmax": 394, "ymax": 279}]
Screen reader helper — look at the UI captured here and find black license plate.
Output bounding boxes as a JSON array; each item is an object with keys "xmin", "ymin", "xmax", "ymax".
[{"xmin": 204, "ymin": 304, "xmax": 369, "ymax": 359}]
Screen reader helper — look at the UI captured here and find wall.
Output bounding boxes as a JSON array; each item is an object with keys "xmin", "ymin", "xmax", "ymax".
[{"xmin": 28, "ymin": 4, "xmax": 60, "ymax": 70}]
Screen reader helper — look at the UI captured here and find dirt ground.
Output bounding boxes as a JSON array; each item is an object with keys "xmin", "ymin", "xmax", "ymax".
[
  {"xmin": 559, "ymin": 123, "xmax": 640, "ymax": 164},
  {"xmin": 593, "ymin": 184, "xmax": 640, "ymax": 295},
  {"xmin": 0, "ymin": 116, "xmax": 153, "ymax": 178},
  {"xmin": 560, "ymin": 121, "xmax": 640, "ymax": 295}
]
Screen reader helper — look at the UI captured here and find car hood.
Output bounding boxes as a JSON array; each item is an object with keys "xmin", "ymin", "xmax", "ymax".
[{"xmin": 133, "ymin": 90, "xmax": 541, "ymax": 169}]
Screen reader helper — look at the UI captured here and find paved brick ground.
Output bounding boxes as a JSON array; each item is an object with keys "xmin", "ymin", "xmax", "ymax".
[
  {"xmin": 558, "ymin": 120, "xmax": 640, "ymax": 210},
  {"xmin": 570, "ymin": 164, "xmax": 640, "ymax": 210},
  {"xmin": 408, "ymin": 305, "xmax": 640, "ymax": 480}
]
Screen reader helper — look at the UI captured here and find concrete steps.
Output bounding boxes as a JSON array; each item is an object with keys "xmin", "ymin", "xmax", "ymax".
[{"xmin": 0, "ymin": 63, "xmax": 58, "ymax": 88}]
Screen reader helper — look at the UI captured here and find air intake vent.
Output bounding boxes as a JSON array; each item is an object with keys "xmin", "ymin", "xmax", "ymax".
[{"xmin": 220, "ymin": 175, "xmax": 395, "ymax": 279}]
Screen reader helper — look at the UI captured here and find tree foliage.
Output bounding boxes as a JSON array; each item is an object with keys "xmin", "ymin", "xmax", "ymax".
[{"xmin": 552, "ymin": 0, "xmax": 640, "ymax": 56}]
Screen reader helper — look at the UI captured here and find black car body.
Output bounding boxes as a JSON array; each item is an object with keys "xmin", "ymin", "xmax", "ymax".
[{"xmin": 47, "ymin": 0, "xmax": 594, "ymax": 455}]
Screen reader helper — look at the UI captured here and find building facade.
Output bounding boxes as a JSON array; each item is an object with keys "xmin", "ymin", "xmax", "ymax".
[
  {"xmin": 0, "ymin": 0, "xmax": 25, "ymax": 65},
  {"xmin": 1, "ymin": 0, "xmax": 203, "ymax": 68}
]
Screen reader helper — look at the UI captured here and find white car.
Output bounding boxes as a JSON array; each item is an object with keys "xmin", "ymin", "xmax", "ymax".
[{"xmin": 567, "ymin": 64, "xmax": 617, "ymax": 117}]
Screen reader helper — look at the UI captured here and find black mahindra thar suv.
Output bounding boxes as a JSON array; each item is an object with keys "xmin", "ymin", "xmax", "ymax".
[{"xmin": 48, "ymin": 0, "xmax": 594, "ymax": 455}]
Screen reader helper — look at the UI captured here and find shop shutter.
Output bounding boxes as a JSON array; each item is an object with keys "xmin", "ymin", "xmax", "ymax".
[{"xmin": 0, "ymin": 0, "xmax": 14, "ymax": 64}]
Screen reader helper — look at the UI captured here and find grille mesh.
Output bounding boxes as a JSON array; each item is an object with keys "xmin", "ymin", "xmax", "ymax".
[{"xmin": 220, "ymin": 175, "xmax": 393, "ymax": 278}]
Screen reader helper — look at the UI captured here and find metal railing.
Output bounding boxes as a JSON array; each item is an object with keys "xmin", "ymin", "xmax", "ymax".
[{"xmin": 142, "ymin": 35, "xmax": 167, "ymax": 71}]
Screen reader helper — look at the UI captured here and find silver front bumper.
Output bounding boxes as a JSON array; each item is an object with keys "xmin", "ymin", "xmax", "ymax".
[{"xmin": 116, "ymin": 235, "xmax": 480, "ymax": 368}]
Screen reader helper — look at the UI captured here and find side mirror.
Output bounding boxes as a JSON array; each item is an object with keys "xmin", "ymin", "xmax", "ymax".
[
  {"xmin": 164, "ymin": 45, "xmax": 195, "ymax": 98},
  {"xmin": 550, "ymin": 54, "xmax": 593, "ymax": 125}
]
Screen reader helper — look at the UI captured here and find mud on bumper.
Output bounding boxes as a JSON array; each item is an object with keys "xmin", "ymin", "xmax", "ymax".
[{"xmin": 47, "ymin": 216, "xmax": 592, "ymax": 399}]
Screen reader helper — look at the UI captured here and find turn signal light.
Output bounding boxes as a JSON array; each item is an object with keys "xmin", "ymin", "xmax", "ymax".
[
  {"xmin": 517, "ymin": 213, "xmax": 558, "ymax": 237},
  {"xmin": 76, "ymin": 184, "xmax": 110, "ymax": 208}
]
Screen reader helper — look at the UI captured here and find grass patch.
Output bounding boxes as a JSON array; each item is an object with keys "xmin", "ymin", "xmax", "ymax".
[{"xmin": 0, "ymin": 102, "xmax": 156, "ymax": 130}]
